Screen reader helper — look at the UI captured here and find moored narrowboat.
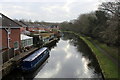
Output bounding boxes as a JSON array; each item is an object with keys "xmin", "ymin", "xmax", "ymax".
[{"xmin": 21, "ymin": 47, "xmax": 49, "ymax": 71}]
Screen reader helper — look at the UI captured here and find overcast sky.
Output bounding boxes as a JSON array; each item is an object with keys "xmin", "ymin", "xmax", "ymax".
[{"xmin": 0, "ymin": 0, "xmax": 109, "ymax": 22}]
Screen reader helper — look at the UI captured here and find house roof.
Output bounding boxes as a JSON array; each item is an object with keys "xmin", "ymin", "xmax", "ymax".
[
  {"xmin": 20, "ymin": 21, "xmax": 45, "ymax": 28},
  {"xmin": 0, "ymin": 13, "xmax": 22, "ymax": 28},
  {"xmin": 33, "ymin": 23, "xmax": 45, "ymax": 28},
  {"xmin": 14, "ymin": 20, "xmax": 28, "ymax": 27},
  {"xmin": 21, "ymin": 22, "xmax": 33, "ymax": 27},
  {"xmin": 21, "ymin": 34, "xmax": 33, "ymax": 40},
  {"xmin": 26, "ymin": 23, "xmax": 42, "ymax": 28}
]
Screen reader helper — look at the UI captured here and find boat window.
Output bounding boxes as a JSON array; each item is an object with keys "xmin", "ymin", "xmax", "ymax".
[
  {"xmin": 43, "ymin": 50, "xmax": 48, "ymax": 54},
  {"xmin": 31, "ymin": 58, "xmax": 38, "ymax": 65}
]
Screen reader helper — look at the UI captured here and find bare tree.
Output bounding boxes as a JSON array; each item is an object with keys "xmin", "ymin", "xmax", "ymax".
[{"xmin": 99, "ymin": 0, "xmax": 120, "ymax": 17}]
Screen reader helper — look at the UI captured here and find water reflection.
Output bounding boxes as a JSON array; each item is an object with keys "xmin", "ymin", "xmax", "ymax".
[
  {"xmin": 35, "ymin": 39, "xmax": 102, "ymax": 78},
  {"xmin": 63, "ymin": 33, "xmax": 102, "ymax": 74}
]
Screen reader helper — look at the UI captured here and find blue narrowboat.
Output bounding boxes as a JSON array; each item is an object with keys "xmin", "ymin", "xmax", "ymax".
[{"xmin": 21, "ymin": 47, "xmax": 49, "ymax": 71}]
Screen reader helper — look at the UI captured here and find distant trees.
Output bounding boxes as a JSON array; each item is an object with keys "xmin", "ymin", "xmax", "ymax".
[{"xmin": 60, "ymin": 0, "xmax": 120, "ymax": 46}]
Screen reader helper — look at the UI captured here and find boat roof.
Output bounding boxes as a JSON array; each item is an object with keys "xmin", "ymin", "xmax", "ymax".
[{"xmin": 23, "ymin": 47, "xmax": 48, "ymax": 61}]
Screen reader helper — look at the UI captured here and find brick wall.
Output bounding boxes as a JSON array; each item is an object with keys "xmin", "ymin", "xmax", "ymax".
[
  {"xmin": 9, "ymin": 28, "xmax": 20, "ymax": 49},
  {"xmin": 0, "ymin": 28, "xmax": 20, "ymax": 50},
  {"xmin": 20, "ymin": 27, "xmax": 26, "ymax": 33},
  {"xmin": 0, "ymin": 29, "xmax": 7, "ymax": 49},
  {"xmin": 0, "ymin": 29, "xmax": 2, "ymax": 49}
]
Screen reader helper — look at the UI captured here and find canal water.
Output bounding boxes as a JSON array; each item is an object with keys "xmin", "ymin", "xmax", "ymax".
[{"xmin": 2, "ymin": 33, "xmax": 103, "ymax": 80}]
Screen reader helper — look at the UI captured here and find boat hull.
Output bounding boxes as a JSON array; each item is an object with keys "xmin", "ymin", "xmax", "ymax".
[{"xmin": 21, "ymin": 52, "xmax": 49, "ymax": 72}]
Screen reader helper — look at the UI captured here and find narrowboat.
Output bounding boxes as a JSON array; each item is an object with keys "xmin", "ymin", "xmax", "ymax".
[{"xmin": 21, "ymin": 47, "xmax": 49, "ymax": 72}]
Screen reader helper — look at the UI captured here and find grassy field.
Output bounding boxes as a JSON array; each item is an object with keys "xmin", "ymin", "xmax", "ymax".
[{"xmin": 62, "ymin": 31, "xmax": 119, "ymax": 79}]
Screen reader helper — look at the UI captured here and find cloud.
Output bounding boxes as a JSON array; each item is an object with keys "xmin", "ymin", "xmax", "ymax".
[
  {"xmin": 0, "ymin": 0, "xmax": 68, "ymax": 2},
  {"xmin": 0, "ymin": 0, "xmax": 102, "ymax": 22}
]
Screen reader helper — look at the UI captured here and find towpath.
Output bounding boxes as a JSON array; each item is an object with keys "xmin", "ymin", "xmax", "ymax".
[{"xmin": 88, "ymin": 38, "xmax": 120, "ymax": 67}]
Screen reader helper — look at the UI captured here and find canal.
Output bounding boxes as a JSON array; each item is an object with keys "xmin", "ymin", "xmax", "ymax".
[{"xmin": 2, "ymin": 33, "xmax": 103, "ymax": 80}]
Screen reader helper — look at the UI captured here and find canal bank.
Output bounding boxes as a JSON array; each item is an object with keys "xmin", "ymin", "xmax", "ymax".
[{"xmin": 62, "ymin": 31, "xmax": 119, "ymax": 79}]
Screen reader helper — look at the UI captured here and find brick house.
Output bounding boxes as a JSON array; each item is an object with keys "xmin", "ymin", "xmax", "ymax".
[
  {"xmin": 0, "ymin": 13, "xmax": 21, "ymax": 52},
  {"xmin": 45, "ymin": 25, "xmax": 59, "ymax": 32},
  {"xmin": 27, "ymin": 23, "xmax": 45, "ymax": 32},
  {"xmin": 15, "ymin": 21, "xmax": 46, "ymax": 33}
]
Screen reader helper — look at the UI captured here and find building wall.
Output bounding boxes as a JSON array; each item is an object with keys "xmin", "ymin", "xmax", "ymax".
[
  {"xmin": 0, "ymin": 29, "xmax": 1, "ymax": 50},
  {"xmin": 0, "ymin": 29, "xmax": 8, "ymax": 50},
  {"xmin": 28, "ymin": 27, "xmax": 45, "ymax": 32},
  {"xmin": 20, "ymin": 27, "xmax": 26, "ymax": 33},
  {"xmin": 0, "ymin": 28, "xmax": 20, "ymax": 50},
  {"xmin": 9, "ymin": 28, "xmax": 20, "ymax": 49}
]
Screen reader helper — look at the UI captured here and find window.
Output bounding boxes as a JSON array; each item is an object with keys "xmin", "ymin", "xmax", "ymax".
[
  {"xmin": 43, "ymin": 50, "xmax": 48, "ymax": 55},
  {"xmin": 28, "ymin": 39, "xmax": 31, "ymax": 46},
  {"xmin": 21, "ymin": 40, "xmax": 25, "ymax": 47},
  {"xmin": 23, "ymin": 40, "xmax": 25, "ymax": 47},
  {"xmin": 14, "ymin": 41, "xmax": 19, "ymax": 49},
  {"xmin": 27, "ymin": 39, "xmax": 33, "ymax": 46},
  {"xmin": 21, "ymin": 41, "xmax": 23, "ymax": 47},
  {"xmin": 24, "ymin": 40, "xmax": 27, "ymax": 47},
  {"xmin": 21, "ymin": 40, "xmax": 24, "ymax": 47},
  {"xmin": 31, "ymin": 39, "xmax": 33, "ymax": 45}
]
